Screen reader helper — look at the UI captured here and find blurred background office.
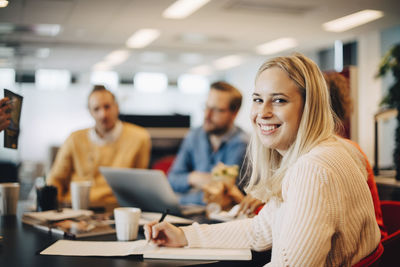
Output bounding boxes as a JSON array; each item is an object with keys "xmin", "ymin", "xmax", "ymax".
[{"xmin": 0, "ymin": 0, "xmax": 399, "ymax": 199}]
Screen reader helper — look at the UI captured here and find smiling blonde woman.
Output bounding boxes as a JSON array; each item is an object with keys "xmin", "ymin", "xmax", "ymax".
[{"xmin": 145, "ymin": 54, "xmax": 381, "ymax": 266}]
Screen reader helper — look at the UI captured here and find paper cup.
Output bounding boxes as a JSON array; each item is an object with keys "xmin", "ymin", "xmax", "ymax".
[
  {"xmin": 70, "ymin": 181, "xmax": 92, "ymax": 210},
  {"xmin": 114, "ymin": 207, "xmax": 141, "ymax": 241},
  {"xmin": 0, "ymin": 183, "xmax": 20, "ymax": 215}
]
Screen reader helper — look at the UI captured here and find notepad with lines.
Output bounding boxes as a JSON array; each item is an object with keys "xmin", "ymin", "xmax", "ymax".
[{"xmin": 40, "ymin": 239, "xmax": 252, "ymax": 261}]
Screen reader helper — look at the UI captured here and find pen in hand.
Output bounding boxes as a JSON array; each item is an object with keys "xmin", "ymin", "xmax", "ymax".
[
  {"xmin": 146, "ymin": 209, "xmax": 169, "ymax": 244},
  {"xmin": 158, "ymin": 209, "xmax": 169, "ymax": 223}
]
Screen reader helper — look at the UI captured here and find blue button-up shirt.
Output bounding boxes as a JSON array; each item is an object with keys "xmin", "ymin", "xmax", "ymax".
[{"xmin": 168, "ymin": 126, "xmax": 249, "ymax": 205}]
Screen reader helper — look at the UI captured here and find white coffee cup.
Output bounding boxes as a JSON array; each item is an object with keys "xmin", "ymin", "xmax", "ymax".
[
  {"xmin": 114, "ymin": 207, "xmax": 141, "ymax": 241},
  {"xmin": 70, "ymin": 181, "xmax": 92, "ymax": 210},
  {"xmin": 0, "ymin": 183, "xmax": 20, "ymax": 215}
]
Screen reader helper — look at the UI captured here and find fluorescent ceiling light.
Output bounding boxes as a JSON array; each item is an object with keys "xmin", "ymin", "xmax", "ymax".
[
  {"xmin": 34, "ymin": 24, "xmax": 61, "ymax": 36},
  {"xmin": 126, "ymin": 29, "xmax": 160, "ymax": 49},
  {"xmin": 104, "ymin": 50, "xmax": 130, "ymax": 66},
  {"xmin": 322, "ymin": 9, "xmax": 384, "ymax": 32},
  {"xmin": 213, "ymin": 55, "xmax": 244, "ymax": 70},
  {"xmin": 0, "ymin": 1, "xmax": 8, "ymax": 8},
  {"xmin": 163, "ymin": 0, "xmax": 210, "ymax": 19},
  {"xmin": 256, "ymin": 38, "xmax": 298, "ymax": 55}
]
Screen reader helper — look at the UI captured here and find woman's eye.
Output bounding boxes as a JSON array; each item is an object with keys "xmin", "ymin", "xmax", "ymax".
[
  {"xmin": 252, "ymin": 98, "xmax": 263, "ymax": 103},
  {"xmin": 272, "ymin": 98, "xmax": 287, "ymax": 104}
]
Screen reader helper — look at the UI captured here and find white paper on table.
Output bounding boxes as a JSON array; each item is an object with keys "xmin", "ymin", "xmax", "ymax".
[
  {"xmin": 40, "ymin": 239, "xmax": 147, "ymax": 256},
  {"xmin": 40, "ymin": 239, "xmax": 252, "ymax": 261}
]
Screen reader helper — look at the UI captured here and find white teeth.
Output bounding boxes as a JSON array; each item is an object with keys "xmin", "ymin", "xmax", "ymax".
[{"xmin": 260, "ymin": 125, "xmax": 277, "ymax": 131}]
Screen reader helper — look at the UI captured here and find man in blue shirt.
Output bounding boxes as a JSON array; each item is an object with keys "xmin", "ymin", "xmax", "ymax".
[{"xmin": 168, "ymin": 81, "xmax": 249, "ymax": 205}]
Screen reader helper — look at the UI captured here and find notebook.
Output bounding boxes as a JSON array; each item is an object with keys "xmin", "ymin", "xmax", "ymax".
[
  {"xmin": 100, "ymin": 167, "xmax": 205, "ymax": 216},
  {"xmin": 40, "ymin": 239, "xmax": 252, "ymax": 261}
]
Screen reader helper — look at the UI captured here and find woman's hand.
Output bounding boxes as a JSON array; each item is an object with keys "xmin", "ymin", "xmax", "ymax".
[
  {"xmin": 144, "ymin": 221, "xmax": 188, "ymax": 247},
  {"xmin": 238, "ymin": 194, "xmax": 264, "ymax": 216}
]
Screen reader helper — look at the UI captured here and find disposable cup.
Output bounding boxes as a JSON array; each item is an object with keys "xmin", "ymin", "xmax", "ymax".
[
  {"xmin": 70, "ymin": 181, "xmax": 92, "ymax": 210},
  {"xmin": 0, "ymin": 183, "xmax": 20, "ymax": 215}
]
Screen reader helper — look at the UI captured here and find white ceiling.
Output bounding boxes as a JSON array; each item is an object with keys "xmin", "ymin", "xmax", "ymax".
[{"xmin": 0, "ymin": 0, "xmax": 399, "ymax": 80}]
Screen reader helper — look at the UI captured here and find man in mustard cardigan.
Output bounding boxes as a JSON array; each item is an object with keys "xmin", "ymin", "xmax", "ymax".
[{"xmin": 47, "ymin": 85, "xmax": 151, "ymax": 208}]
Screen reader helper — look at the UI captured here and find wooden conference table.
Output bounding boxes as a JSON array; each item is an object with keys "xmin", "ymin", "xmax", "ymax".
[{"xmin": 0, "ymin": 203, "xmax": 271, "ymax": 267}]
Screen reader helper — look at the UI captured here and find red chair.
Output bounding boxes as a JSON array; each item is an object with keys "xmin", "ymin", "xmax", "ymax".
[
  {"xmin": 352, "ymin": 242, "xmax": 384, "ymax": 267},
  {"xmin": 151, "ymin": 155, "xmax": 176, "ymax": 175},
  {"xmin": 380, "ymin": 200, "xmax": 400, "ymax": 266}
]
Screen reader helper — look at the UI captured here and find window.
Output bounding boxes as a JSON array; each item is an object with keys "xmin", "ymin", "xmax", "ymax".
[
  {"xmin": 178, "ymin": 74, "xmax": 209, "ymax": 94},
  {"xmin": 134, "ymin": 72, "xmax": 168, "ymax": 93},
  {"xmin": 90, "ymin": 71, "xmax": 119, "ymax": 91},
  {"xmin": 36, "ymin": 69, "xmax": 70, "ymax": 90}
]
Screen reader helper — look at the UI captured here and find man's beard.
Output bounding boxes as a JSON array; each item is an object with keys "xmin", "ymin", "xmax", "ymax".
[{"xmin": 203, "ymin": 121, "xmax": 230, "ymax": 136}]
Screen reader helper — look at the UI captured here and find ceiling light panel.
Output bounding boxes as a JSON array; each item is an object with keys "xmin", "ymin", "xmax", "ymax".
[
  {"xmin": 163, "ymin": 0, "xmax": 210, "ymax": 19},
  {"xmin": 33, "ymin": 24, "xmax": 62, "ymax": 36},
  {"xmin": 0, "ymin": 0, "xmax": 8, "ymax": 8},
  {"xmin": 322, "ymin": 9, "xmax": 384, "ymax": 32},
  {"xmin": 213, "ymin": 55, "xmax": 244, "ymax": 70},
  {"xmin": 104, "ymin": 50, "xmax": 131, "ymax": 66},
  {"xmin": 126, "ymin": 29, "xmax": 160, "ymax": 48},
  {"xmin": 256, "ymin": 38, "xmax": 298, "ymax": 55}
]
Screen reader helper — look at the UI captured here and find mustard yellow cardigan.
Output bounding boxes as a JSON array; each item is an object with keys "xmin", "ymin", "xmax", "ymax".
[{"xmin": 47, "ymin": 122, "xmax": 151, "ymax": 206}]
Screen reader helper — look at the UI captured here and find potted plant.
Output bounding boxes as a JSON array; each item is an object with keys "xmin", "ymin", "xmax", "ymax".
[{"xmin": 377, "ymin": 43, "xmax": 400, "ymax": 180}]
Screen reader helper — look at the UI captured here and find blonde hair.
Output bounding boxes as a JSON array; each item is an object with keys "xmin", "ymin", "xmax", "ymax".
[{"xmin": 245, "ymin": 53, "xmax": 336, "ymax": 201}]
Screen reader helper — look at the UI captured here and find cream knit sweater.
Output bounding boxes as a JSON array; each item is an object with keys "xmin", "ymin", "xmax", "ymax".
[{"xmin": 182, "ymin": 138, "xmax": 381, "ymax": 266}]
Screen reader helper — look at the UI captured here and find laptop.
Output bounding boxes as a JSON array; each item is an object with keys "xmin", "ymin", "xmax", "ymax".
[{"xmin": 100, "ymin": 167, "xmax": 205, "ymax": 216}]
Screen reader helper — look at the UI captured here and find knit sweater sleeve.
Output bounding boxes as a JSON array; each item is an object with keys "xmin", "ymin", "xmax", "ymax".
[
  {"xmin": 268, "ymin": 161, "xmax": 337, "ymax": 267},
  {"xmin": 181, "ymin": 199, "xmax": 278, "ymax": 251},
  {"xmin": 47, "ymin": 134, "xmax": 75, "ymax": 201}
]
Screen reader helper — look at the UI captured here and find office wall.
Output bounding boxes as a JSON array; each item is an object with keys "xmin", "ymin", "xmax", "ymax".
[{"xmin": 357, "ymin": 31, "xmax": 382, "ymax": 165}]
